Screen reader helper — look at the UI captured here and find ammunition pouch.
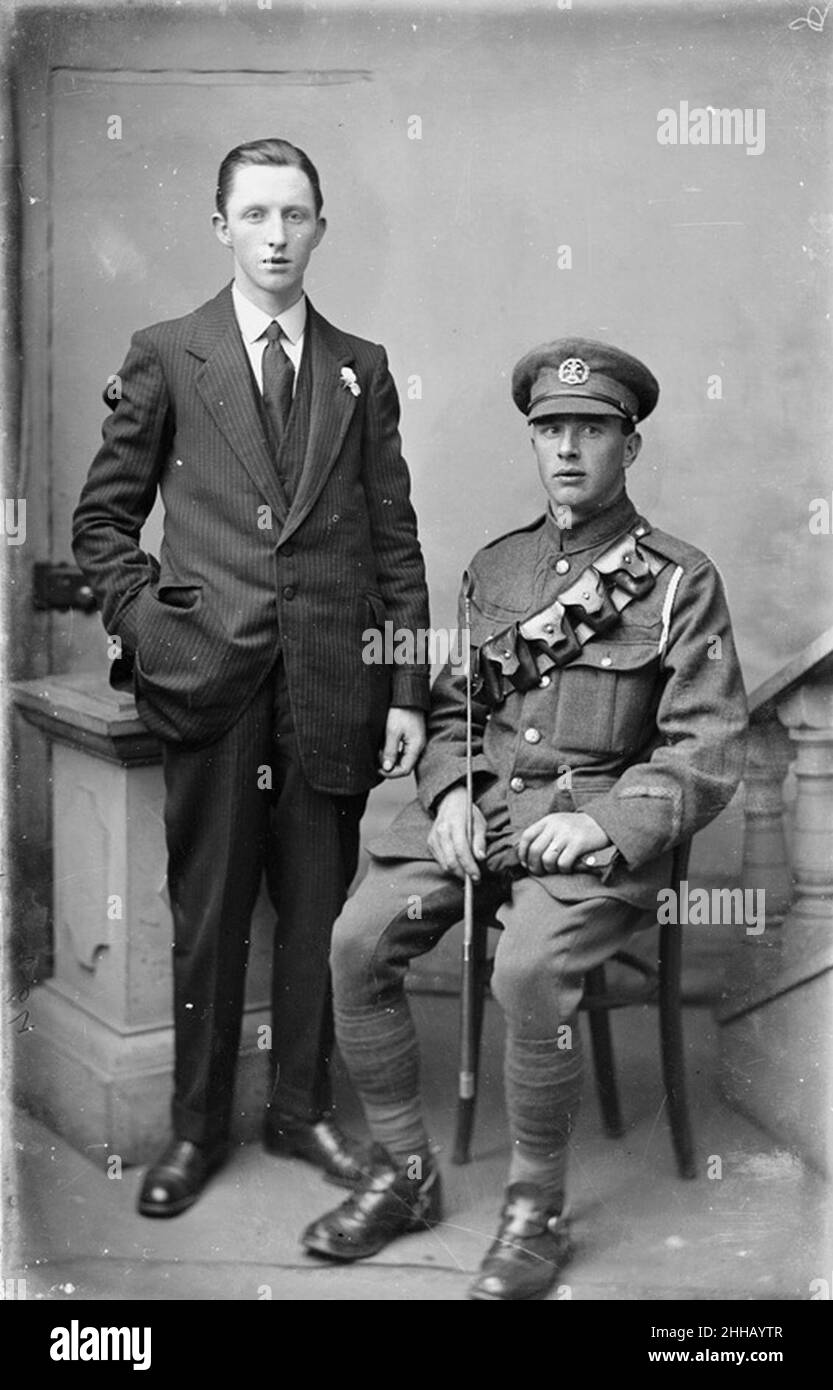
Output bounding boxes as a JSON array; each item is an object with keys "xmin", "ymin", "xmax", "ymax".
[{"xmin": 474, "ymin": 521, "xmax": 666, "ymax": 707}]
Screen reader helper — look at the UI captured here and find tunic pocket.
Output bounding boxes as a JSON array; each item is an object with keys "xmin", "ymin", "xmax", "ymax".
[{"xmin": 553, "ymin": 640, "xmax": 661, "ymax": 758}]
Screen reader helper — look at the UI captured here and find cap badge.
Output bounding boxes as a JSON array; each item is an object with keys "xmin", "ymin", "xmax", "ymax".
[{"xmin": 557, "ymin": 357, "xmax": 590, "ymax": 386}]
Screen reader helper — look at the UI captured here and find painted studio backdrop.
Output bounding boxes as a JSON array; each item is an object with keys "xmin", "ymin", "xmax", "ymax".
[
  {"xmin": 5, "ymin": 0, "xmax": 833, "ymax": 1213},
  {"xmin": 12, "ymin": 2, "xmax": 832, "ymax": 865}
]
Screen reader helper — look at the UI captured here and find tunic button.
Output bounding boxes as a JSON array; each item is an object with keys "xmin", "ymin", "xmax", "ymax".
[
  {"xmin": 600, "ymin": 655, "xmax": 612, "ymax": 667},
  {"xmin": 555, "ymin": 558, "xmax": 570, "ymax": 575},
  {"xmin": 283, "ymin": 585, "xmax": 296, "ymax": 600},
  {"xmin": 539, "ymin": 675, "xmax": 551, "ymax": 688},
  {"xmin": 524, "ymin": 728, "xmax": 541, "ymax": 744},
  {"xmin": 509, "ymin": 776, "xmax": 526, "ymax": 793}
]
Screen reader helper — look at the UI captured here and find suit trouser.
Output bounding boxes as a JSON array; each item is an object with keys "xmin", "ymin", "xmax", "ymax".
[
  {"xmin": 161, "ymin": 660, "xmax": 368, "ymax": 1146},
  {"xmin": 331, "ymin": 858, "xmax": 643, "ymax": 1170}
]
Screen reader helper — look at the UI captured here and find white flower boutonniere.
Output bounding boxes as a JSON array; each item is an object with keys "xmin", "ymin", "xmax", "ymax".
[{"xmin": 340, "ymin": 366, "xmax": 361, "ymax": 397}]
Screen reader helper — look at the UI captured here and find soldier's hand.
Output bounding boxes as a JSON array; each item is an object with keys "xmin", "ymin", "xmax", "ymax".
[
  {"xmin": 428, "ymin": 786, "xmax": 487, "ymax": 882},
  {"xmin": 518, "ymin": 811, "xmax": 610, "ymax": 876},
  {"xmin": 379, "ymin": 708, "xmax": 427, "ymax": 778}
]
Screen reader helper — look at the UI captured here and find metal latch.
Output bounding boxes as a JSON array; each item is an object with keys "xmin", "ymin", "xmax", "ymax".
[{"xmin": 33, "ymin": 562, "xmax": 97, "ymax": 612}]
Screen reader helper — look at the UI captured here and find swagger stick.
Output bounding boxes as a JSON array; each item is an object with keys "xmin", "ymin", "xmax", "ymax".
[{"xmin": 453, "ymin": 571, "xmax": 478, "ymax": 1164}]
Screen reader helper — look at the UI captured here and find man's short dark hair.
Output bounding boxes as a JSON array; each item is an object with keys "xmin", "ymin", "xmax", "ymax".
[{"xmin": 216, "ymin": 139, "xmax": 323, "ymax": 218}]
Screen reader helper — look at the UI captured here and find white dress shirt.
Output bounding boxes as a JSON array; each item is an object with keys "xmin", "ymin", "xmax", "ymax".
[{"xmin": 231, "ymin": 281, "xmax": 307, "ymax": 396}]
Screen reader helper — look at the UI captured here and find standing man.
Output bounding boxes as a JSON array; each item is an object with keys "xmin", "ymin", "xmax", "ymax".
[
  {"xmin": 72, "ymin": 139, "xmax": 430, "ymax": 1216},
  {"xmin": 301, "ymin": 338, "xmax": 748, "ymax": 1299}
]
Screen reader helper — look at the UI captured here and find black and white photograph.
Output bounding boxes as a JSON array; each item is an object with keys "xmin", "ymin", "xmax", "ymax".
[{"xmin": 1, "ymin": 0, "xmax": 832, "ymax": 1338}]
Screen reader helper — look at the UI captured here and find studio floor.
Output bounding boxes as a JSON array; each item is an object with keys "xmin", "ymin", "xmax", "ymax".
[{"xmin": 6, "ymin": 991, "xmax": 831, "ymax": 1303}]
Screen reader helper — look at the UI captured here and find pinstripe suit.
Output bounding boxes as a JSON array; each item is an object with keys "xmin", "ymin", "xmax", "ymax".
[{"xmin": 72, "ymin": 283, "xmax": 430, "ymax": 1139}]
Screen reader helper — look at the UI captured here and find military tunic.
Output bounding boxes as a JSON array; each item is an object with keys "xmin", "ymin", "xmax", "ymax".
[{"xmin": 370, "ymin": 491, "xmax": 748, "ymax": 907}]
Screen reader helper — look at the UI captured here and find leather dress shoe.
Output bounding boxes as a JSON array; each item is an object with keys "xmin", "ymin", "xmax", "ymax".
[
  {"xmin": 301, "ymin": 1145, "xmax": 442, "ymax": 1260},
  {"xmin": 468, "ymin": 1182, "xmax": 571, "ymax": 1300},
  {"xmin": 263, "ymin": 1112, "xmax": 372, "ymax": 1188},
  {"xmin": 137, "ymin": 1138, "xmax": 227, "ymax": 1219}
]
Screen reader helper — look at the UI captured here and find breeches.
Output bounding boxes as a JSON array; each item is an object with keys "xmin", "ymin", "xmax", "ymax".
[{"xmin": 332, "ymin": 856, "xmax": 643, "ymax": 1036}]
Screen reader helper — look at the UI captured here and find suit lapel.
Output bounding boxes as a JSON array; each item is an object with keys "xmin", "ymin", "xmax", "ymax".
[
  {"xmin": 188, "ymin": 286, "xmax": 289, "ymax": 525},
  {"xmin": 280, "ymin": 302, "xmax": 357, "ymax": 543}
]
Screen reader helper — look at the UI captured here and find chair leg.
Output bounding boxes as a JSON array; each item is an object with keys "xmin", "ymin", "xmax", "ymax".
[
  {"xmin": 586, "ymin": 965, "xmax": 625, "ymax": 1139},
  {"xmin": 452, "ymin": 927, "xmax": 489, "ymax": 1165},
  {"xmin": 659, "ymin": 922, "xmax": 697, "ymax": 1179}
]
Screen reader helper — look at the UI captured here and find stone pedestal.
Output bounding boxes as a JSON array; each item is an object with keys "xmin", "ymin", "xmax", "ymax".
[
  {"xmin": 723, "ymin": 717, "xmax": 795, "ymax": 1004},
  {"xmin": 12, "ymin": 672, "xmax": 274, "ymax": 1167},
  {"xmin": 719, "ymin": 668, "xmax": 833, "ymax": 1178}
]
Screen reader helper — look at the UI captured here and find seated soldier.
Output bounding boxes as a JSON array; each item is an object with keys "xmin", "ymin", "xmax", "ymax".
[{"xmin": 299, "ymin": 338, "xmax": 748, "ymax": 1301}]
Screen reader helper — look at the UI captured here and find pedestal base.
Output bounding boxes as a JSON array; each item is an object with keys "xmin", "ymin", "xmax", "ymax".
[
  {"xmin": 718, "ymin": 964, "xmax": 833, "ymax": 1179},
  {"xmin": 14, "ymin": 981, "xmax": 272, "ymax": 1168}
]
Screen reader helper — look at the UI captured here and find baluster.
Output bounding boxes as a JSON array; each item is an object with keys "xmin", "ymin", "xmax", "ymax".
[
  {"xmin": 776, "ymin": 671, "xmax": 833, "ymax": 973},
  {"xmin": 734, "ymin": 715, "xmax": 794, "ymax": 998}
]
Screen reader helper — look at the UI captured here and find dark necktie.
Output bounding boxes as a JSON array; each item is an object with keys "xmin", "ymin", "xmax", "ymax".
[{"xmin": 261, "ymin": 320, "xmax": 294, "ymax": 451}]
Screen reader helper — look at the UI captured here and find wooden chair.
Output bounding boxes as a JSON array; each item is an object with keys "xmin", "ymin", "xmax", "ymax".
[{"xmin": 451, "ymin": 839, "xmax": 696, "ymax": 1179}]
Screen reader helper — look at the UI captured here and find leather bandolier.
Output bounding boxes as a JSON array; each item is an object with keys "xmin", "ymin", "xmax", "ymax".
[{"xmin": 472, "ymin": 518, "xmax": 673, "ymax": 709}]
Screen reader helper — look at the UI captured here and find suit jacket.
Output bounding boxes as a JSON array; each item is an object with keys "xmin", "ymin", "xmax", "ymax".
[
  {"xmin": 72, "ymin": 285, "xmax": 430, "ymax": 793},
  {"xmin": 370, "ymin": 495, "xmax": 748, "ymax": 908}
]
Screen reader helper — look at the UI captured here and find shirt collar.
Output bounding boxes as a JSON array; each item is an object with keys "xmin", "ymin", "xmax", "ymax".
[
  {"xmin": 231, "ymin": 281, "xmax": 308, "ymax": 346},
  {"xmin": 545, "ymin": 490, "xmax": 639, "ymax": 554}
]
